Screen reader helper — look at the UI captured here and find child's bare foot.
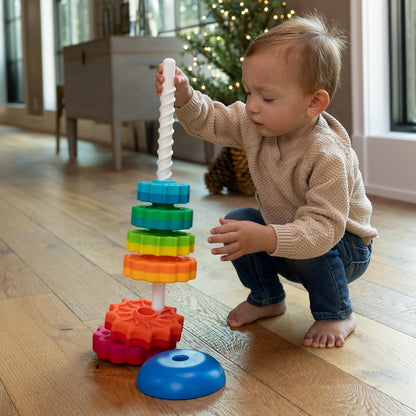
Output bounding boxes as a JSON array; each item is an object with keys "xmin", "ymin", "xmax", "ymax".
[
  {"xmin": 303, "ymin": 314, "xmax": 356, "ymax": 348},
  {"xmin": 227, "ymin": 300, "xmax": 287, "ymax": 328}
]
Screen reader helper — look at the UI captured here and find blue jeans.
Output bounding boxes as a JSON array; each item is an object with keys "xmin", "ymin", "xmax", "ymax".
[{"xmin": 225, "ymin": 208, "xmax": 372, "ymax": 321}]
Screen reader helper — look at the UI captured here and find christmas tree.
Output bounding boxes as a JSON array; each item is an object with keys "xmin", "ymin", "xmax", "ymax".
[{"xmin": 180, "ymin": 0, "xmax": 295, "ymax": 194}]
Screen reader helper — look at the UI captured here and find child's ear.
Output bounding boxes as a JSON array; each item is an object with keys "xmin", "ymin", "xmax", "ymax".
[{"xmin": 306, "ymin": 89, "xmax": 330, "ymax": 117}]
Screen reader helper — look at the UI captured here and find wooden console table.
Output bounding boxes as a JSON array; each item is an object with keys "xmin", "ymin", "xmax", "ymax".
[{"xmin": 63, "ymin": 36, "xmax": 184, "ymax": 170}]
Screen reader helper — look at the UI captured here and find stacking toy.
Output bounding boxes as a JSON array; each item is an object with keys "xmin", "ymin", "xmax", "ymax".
[
  {"xmin": 93, "ymin": 58, "xmax": 196, "ymax": 364},
  {"xmin": 93, "ymin": 58, "xmax": 225, "ymax": 400}
]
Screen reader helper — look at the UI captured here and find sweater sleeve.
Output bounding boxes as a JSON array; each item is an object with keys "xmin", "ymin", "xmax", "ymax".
[
  {"xmin": 269, "ymin": 148, "xmax": 352, "ymax": 259},
  {"xmin": 175, "ymin": 89, "xmax": 250, "ymax": 148}
]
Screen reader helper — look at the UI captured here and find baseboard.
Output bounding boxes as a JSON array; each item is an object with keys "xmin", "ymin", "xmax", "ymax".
[{"xmin": 366, "ymin": 184, "xmax": 416, "ymax": 204}]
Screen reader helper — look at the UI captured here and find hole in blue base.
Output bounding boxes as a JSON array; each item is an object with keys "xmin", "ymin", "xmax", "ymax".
[{"xmin": 172, "ymin": 354, "xmax": 189, "ymax": 362}]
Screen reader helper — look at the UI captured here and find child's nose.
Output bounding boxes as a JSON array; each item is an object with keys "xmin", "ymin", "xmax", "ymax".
[{"xmin": 246, "ymin": 96, "xmax": 260, "ymax": 114}]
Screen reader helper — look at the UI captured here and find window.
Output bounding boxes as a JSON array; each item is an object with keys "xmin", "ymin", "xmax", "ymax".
[
  {"xmin": 149, "ymin": 0, "xmax": 210, "ymax": 36},
  {"xmin": 54, "ymin": 0, "xmax": 90, "ymax": 85},
  {"xmin": 3, "ymin": 0, "xmax": 23, "ymax": 103},
  {"xmin": 93, "ymin": 0, "xmax": 208, "ymax": 38},
  {"xmin": 390, "ymin": 0, "xmax": 416, "ymax": 131}
]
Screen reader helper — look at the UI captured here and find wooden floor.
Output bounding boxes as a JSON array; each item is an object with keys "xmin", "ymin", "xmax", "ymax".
[{"xmin": 1, "ymin": 125, "xmax": 416, "ymax": 416}]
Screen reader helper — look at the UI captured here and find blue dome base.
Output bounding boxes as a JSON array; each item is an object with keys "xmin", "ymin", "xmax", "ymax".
[{"xmin": 136, "ymin": 349, "xmax": 226, "ymax": 400}]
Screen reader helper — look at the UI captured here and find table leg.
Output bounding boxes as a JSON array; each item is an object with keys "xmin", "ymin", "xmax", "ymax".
[
  {"xmin": 112, "ymin": 120, "xmax": 122, "ymax": 171},
  {"xmin": 66, "ymin": 117, "xmax": 78, "ymax": 159}
]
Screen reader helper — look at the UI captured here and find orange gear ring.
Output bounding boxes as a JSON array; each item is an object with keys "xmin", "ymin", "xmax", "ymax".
[
  {"xmin": 123, "ymin": 253, "xmax": 196, "ymax": 283},
  {"xmin": 104, "ymin": 298, "xmax": 184, "ymax": 349}
]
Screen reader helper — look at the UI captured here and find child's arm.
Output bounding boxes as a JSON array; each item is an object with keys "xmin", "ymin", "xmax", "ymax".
[
  {"xmin": 208, "ymin": 218, "xmax": 277, "ymax": 261},
  {"xmin": 156, "ymin": 64, "xmax": 249, "ymax": 148},
  {"xmin": 155, "ymin": 64, "xmax": 193, "ymax": 108}
]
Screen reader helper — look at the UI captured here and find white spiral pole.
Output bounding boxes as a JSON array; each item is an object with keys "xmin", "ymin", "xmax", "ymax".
[
  {"xmin": 152, "ymin": 58, "xmax": 176, "ymax": 312},
  {"xmin": 156, "ymin": 58, "xmax": 176, "ymax": 181}
]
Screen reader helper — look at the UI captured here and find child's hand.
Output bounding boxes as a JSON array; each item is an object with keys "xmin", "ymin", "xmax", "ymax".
[
  {"xmin": 207, "ymin": 218, "xmax": 277, "ymax": 261},
  {"xmin": 155, "ymin": 64, "xmax": 193, "ymax": 107}
]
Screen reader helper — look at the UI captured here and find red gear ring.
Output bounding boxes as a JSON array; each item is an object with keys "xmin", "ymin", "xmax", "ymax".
[{"xmin": 105, "ymin": 298, "xmax": 184, "ymax": 350}]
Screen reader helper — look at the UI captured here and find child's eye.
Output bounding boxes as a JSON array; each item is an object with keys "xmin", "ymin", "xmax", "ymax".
[{"xmin": 263, "ymin": 97, "xmax": 274, "ymax": 103}]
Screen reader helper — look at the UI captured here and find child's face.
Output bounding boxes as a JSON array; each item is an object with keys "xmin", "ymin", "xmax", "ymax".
[{"xmin": 242, "ymin": 50, "xmax": 315, "ymax": 140}]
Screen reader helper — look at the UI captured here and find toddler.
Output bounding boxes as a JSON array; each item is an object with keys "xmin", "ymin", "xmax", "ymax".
[{"xmin": 155, "ymin": 14, "xmax": 377, "ymax": 348}]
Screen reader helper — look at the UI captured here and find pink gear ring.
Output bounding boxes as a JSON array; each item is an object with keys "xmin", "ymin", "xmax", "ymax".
[{"xmin": 93, "ymin": 325, "xmax": 176, "ymax": 365}]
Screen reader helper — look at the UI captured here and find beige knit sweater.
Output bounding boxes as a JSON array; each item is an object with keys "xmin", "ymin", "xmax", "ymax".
[{"xmin": 176, "ymin": 89, "xmax": 378, "ymax": 259}]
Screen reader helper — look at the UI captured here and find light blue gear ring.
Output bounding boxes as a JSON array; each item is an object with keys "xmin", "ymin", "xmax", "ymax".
[{"xmin": 137, "ymin": 180, "xmax": 190, "ymax": 205}]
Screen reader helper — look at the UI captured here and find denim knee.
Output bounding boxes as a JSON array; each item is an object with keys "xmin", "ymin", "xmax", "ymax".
[
  {"xmin": 225, "ymin": 207, "xmax": 265, "ymax": 224},
  {"xmin": 341, "ymin": 233, "xmax": 372, "ymax": 283},
  {"xmin": 284, "ymin": 232, "xmax": 372, "ymax": 321},
  {"xmin": 285, "ymin": 253, "xmax": 353, "ymax": 321}
]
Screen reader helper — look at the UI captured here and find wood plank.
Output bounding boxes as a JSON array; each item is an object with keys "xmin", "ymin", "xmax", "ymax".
[
  {"xmin": 369, "ymin": 195, "xmax": 416, "ymax": 234},
  {"xmin": 0, "ymin": 239, "xmax": 50, "ymax": 300},
  {"xmin": 368, "ymin": 196, "xmax": 416, "ymax": 274},
  {"xmin": 371, "ymin": 238, "xmax": 416, "ymax": 274},
  {"xmin": 0, "ymin": 198, "xmax": 135, "ymax": 322},
  {"xmin": 363, "ymin": 260, "xmax": 416, "ymax": 298},
  {"xmin": 350, "ymin": 279, "xmax": 416, "ymax": 336},
  {"xmin": 0, "ymin": 380, "xmax": 18, "ymax": 416},
  {"xmin": 0, "ymin": 181, "xmax": 128, "ymax": 278}
]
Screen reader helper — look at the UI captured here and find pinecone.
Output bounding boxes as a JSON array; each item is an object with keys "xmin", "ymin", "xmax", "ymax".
[
  {"xmin": 204, "ymin": 147, "xmax": 238, "ymax": 194},
  {"xmin": 204, "ymin": 147, "xmax": 255, "ymax": 195},
  {"xmin": 230, "ymin": 147, "xmax": 256, "ymax": 196}
]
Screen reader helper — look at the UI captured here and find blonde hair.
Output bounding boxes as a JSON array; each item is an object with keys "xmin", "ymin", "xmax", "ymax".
[{"xmin": 245, "ymin": 14, "xmax": 346, "ymax": 99}]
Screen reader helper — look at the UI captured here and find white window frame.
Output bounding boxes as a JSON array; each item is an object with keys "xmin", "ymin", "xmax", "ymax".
[
  {"xmin": 404, "ymin": 0, "xmax": 416, "ymax": 124},
  {"xmin": 350, "ymin": 0, "xmax": 416, "ymax": 204},
  {"xmin": 41, "ymin": 0, "xmax": 56, "ymax": 110}
]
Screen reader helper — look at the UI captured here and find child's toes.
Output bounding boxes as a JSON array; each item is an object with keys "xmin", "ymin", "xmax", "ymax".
[
  {"xmin": 318, "ymin": 335, "xmax": 329, "ymax": 348},
  {"xmin": 326, "ymin": 334, "xmax": 336, "ymax": 348},
  {"xmin": 335, "ymin": 335, "xmax": 345, "ymax": 348},
  {"xmin": 303, "ymin": 333, "xmax": 314, "ymax": 347},
  {"xmin": 309, "ymin": 334, "xmax": 323, "ymax": 348}
]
